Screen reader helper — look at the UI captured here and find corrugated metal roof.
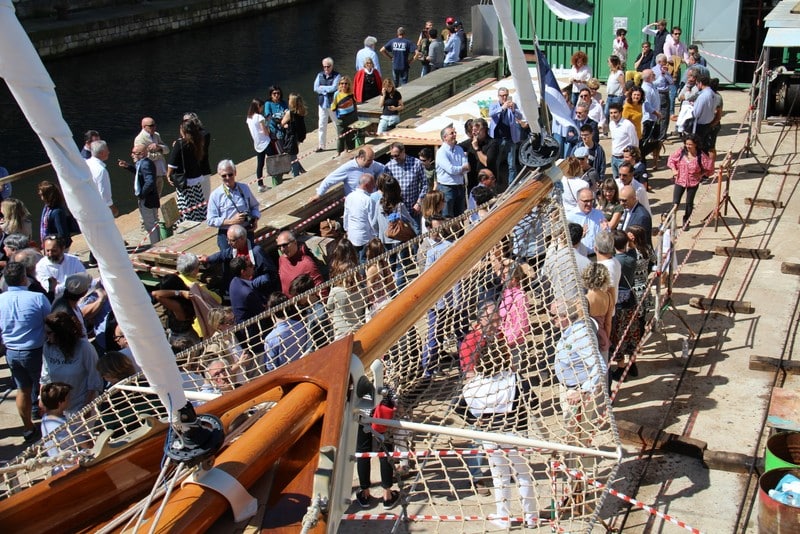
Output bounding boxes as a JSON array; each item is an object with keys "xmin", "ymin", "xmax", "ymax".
[{"xmin": 764, "ymin": 0, "xmax": 800, "ymax": 28}]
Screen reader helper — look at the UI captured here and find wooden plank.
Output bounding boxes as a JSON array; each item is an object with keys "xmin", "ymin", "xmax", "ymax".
[
  {"xmin": 745, "ymin": 197, "xmax": 784, "ymax": 208},
  {"xmin": 781, "ymin": 262, "xmax": 800, "ymax": 275},
  {"xmin": 767, "ymin": 387, "xmax": 800, "ymax": 431},
  {"xmin": 749, "ymin": 354, "xmax": 800, "ymax": 374},
  {"xmin": 714, "ymin": 246, "xmax": 772, "ymax": 259},
  {"xmin": 689, "ymin": 297, "xmax": 754, "ymax": 314}
]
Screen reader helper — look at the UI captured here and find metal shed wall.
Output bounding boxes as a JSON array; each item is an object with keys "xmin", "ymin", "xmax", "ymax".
[{"xmin": 511, "ymin": 0, "xmax": 696, "ymax": 78}]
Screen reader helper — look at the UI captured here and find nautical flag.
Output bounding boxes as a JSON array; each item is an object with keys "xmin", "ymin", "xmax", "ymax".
[
  {"xmin": 534, "ymin": 44, "xmax": 576, "ymax": 131},
  {"xmin": 543, "ymin": 0, "xmax": 594, "ymax": 24}
]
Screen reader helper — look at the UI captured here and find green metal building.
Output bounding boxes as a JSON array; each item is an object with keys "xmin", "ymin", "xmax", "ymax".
[{"xmin": 485, "ymin": 0, "xmax": 775, "ymax": 84}]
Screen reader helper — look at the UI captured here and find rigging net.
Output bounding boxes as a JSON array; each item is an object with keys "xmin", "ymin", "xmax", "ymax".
[{"xmin": 2, "ymin": 170, "xmax": 621, "ymax": 532}]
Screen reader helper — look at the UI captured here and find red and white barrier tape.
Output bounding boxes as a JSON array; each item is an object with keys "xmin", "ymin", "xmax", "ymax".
[
  {"xmin": 553, "ymin": 463, "xmax": 705, "ymax": 534},
  {"xmin": 340, "ymin": 512, "xmax": 555, "ymax": 528},
  {"xmin": 352, "ymin": 447, "xmax": 546, "ymax": 459},
  {"xmin": 698, "ymin": 48, "xmax": 758, "ymax": 65}
]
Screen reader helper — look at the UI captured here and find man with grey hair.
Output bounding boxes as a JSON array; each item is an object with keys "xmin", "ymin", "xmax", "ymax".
[
  {"xmin": 314, "ymin": 57, "xmax": 340, "ymax": 152},
  {"xmin": 206, "ymin": 159, "xmax": 260, "ymax": 252},
  {"xmin": 566, "ymin": 187, "xmax": 607, "ymax": 257},
  {"xmin": 381, "ymin": 26, "xmax": 416, "ymax": 87},
  {"xmin": 435, "ymin": 126, "xmax": 469, "ymax": 217},
  {"xmin": 310, "ymin": 146, "xmax": 387, "ymax": 202},
  {"xmin": 86, "ymin": 140, "xmax": 117, "ymax": 217},
  {"xmin": 119, "ymin": 143, "xmax": 160, "ymax": 245},
  {"xmin": 3, "ymin": 233, "xmax": 29, "ymax": 258},
  {"xmin": 5, "ymin": 248, "xmax": 47, "ymax": 296},
  {"xmin": 200, "ymin": 223, "xmax": 279, "ymax": 296},
  {"xmin": 356, "ymin": 36, "xmax": 381, "ymax": 75}
]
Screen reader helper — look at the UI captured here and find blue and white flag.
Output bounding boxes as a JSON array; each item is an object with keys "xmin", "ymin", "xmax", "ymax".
[
  {"xmin": 543, "ymin": 0, "xmax": 594, "ymax": 24},
  {"xmin": 535, "ymin": 44, "xmax": 576, "ymax": 131}
]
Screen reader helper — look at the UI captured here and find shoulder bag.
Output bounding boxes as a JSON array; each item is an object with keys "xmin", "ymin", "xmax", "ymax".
[
  {"xmin": 385, "ymin": 204, "xmax": 416, "ymax": 242},
  {"xmin": 172, "ymin": 140, "xmax": 188, "ymax": 190},
  {"xmin": 266, "ymin": 140, "xmax": 292, "ymax": 176}
]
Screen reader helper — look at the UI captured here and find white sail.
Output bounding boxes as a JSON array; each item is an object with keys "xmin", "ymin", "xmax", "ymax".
[
  {"xmin": 493, "ymin": 0, "xmax": 541, "ymax": 132},
  {"xmin": 0, "ymin": 0, "xmax": 187, "ymax": 421}
]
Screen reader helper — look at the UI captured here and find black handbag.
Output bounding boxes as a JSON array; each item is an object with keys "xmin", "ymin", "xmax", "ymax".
[
  {"xmin": 171, "ymin": 140, "xmax": 188, "ymax": 190},
  {"xmin": 266, "ymin": 140, "xmax": 292, "ymax": 175}
]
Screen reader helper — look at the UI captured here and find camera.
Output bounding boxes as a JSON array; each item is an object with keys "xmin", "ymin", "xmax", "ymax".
[{"xmin": 243, "ymin": 214, "xmax": 256, "ymax": 229}]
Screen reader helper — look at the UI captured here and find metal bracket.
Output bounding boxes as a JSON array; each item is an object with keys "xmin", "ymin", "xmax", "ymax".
[{"xmin": 182, "ymin": 467, "xmax": 258, "ymax": 522}]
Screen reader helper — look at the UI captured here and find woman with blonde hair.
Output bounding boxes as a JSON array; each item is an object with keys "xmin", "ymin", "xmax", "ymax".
[
  {"xmin": 331, "ymin": 76, "xmax": 358, "ymax": 157},
  {"xmin": 420, "ymin": 190, "xmax": 444, "ymax": 233},
  {"xmin": 377, "ymin": 78, "xmax": 404, "ymax": 134},
  {"xmin": 559, "ymin": 156, "xmax": 589, "ymax": 213},
  {"xmin": 1, "ymin": 197, "xmax": 33, "ymax": 238},
  {"xmin": 582, "ymin": 262, "xmax": 614, "ymax": 359},
  {"xmin": 281, "ymin": 93, "xmax": 308, "ymax": 177}
]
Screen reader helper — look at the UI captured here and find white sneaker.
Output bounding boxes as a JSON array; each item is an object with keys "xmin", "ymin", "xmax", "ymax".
[
  {"xmin": 488, "ymin": 515, "xmax": 510, "ymax": 529},
  {"xmin": 257, "ymin": 185, "xmax": 268, "ymax": 193}
]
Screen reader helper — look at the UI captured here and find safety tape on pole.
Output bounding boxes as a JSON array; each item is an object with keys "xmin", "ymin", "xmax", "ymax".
[{"xmin": 553, "ymin": 463, "xmax": 705, "ymax": 534}]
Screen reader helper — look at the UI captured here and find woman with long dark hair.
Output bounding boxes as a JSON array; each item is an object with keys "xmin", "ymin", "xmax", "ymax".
[
  {"xmin": 264, "ymin": 85, "xmax": 288, "ymax": 186},
  {"xmin": 622, "ymin": 86, "xmax": 644, "ymax": 139},
  {"xmin": 667, "ymin": 134, "xmax": 715, "ymax": 229},
  {"xmin": 167, "ymin": 118, "xmax": 207, "ymax": 222},
  {"xmin": 41, "ymin": 311, "xmax": 103, "ymax": 415},
  {"xmin": 246, "ymin": 98, "xmax": 270, "ymax": 192},
  {"xmin": 37, "ymin": 180, "xmax": 73, "ymax": 246},
  {"xmin": 372, "ymin": 176, "xmax": 415, "ymax": 289}
]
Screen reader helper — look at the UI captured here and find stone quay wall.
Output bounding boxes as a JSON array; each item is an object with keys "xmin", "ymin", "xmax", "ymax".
[{"xmin": 22, "ymin": 0, "xmax": 303, "ymax": 58}]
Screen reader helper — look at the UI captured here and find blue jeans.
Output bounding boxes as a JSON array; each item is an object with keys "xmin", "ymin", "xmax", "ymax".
[
  {"xmin": 496, "ymin": 138, "xmax": 517, "ymax": 192},
  {"xmin": 393, "ymin": 68, "xmax": 409, "ymax": 87},
  {"xmin": 611, "ymin": 155, "xmax": 624, "ymax": 179},
  {"xmin": 422, "ymin": 308, "xmax": 445, "ymax": 376},
  {"xmin": 438, "ymin": 183, "xmax": 466, "ymax": 218}
]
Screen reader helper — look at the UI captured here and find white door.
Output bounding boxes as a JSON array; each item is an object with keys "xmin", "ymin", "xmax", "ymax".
[{"xmin": 692, "ymin": 0, "xmax": 741, "ymax": 83}]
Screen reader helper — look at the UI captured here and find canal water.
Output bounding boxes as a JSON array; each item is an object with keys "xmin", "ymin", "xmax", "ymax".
[{"xmin": 0, "ymin": 0, "xmax": 480, "ymax": 225}]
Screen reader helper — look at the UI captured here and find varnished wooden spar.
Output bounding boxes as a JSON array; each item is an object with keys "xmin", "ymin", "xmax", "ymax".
[
  {"xmin": 130, "ymin": 174, "xmax": 555, "ymax": 532},
  {"xmin": 0, "ymin": 173, "xmax": 553, "ymax": 533}
]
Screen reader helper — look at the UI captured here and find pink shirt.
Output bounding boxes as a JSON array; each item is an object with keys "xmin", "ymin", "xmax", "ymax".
[
  {"xmin": 499, "ymin": 286, "xmax": 530, "ymax": 347},
  {"xmin": 668, "ymin": 148, "xmax": 715, "ymax": 188}
]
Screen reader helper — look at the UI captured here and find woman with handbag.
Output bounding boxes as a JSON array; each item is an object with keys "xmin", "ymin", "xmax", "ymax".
[
  {"xmin": 264, "ymin": 85, "xmax": 289, "ymax": 186},
  {"xmin": 371, "ymin": 176, "xmax": 415, "ymax": 290},
  {"xmin": 167, "ymin": 118, "xmax": 207, "ymax": 222},
  {"xmin": 331, "ymin": 76, "xmax": 358, "ymax": 158},
  {"xmin": 280, "ymin": 93, "xmax": 308, "ymax": 177}
]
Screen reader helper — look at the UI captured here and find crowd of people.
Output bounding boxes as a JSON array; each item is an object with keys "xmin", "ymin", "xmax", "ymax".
[{"xmin": 0, "ymin": 12, "xmax": 727, "ymax": 517}]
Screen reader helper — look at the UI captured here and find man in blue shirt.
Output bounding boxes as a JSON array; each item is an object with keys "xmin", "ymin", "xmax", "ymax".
[
  {"xmin": 313, "ymin": 57, "xmax": 341, "ymax": 152},
  {"xmin": 263, "ymin": 292, "xmax": 307, "ymax": 371},
  {"xmin": 435, "ymin": 126, "xmax": 470, "ymax": 217},
  {"xmin": 385, "ymin": 142, "xmax": 427, "ymax": 228},
  {"xmin": 206, "ymin": 160, "xmax": 260, "ymax": 252},
  {"xmin": 489, "ymin": 87, "xmax": 528, "ymax": 187},
  {"xmin": 310, "ymin": 146, "xmax": 387, "ymax": 202},
  {"xmin": 0, "ymin": 262, "xmax": 52, "ymax": 442},
  {"xmin": 443, "ymin": 29, "xmax": 462, "ymax": 66},
  {"xmin": 380, "ymin": 27, "xmax": 416, "ymax": 87},
  {"xmin": 692, "ymin": 74, "xmax": 717, "ymax": 153}
]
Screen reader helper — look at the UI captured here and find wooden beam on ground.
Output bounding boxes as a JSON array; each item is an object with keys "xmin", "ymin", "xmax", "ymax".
[
  {"xmin": 745, "ymin": 197, "xmax": 784, "ymax": 208},
  {"xmin": 615, "ymin": 420, "xmax": 707, "ymax": 459},
  {"xmin": 781, "ymin": 262, "xmax": 800, "ymax": 275},
  {"xmin": 749, "ymin": 354, "xmax": 800, "ymax": 374},
  {"xmin": 689, "ymin": 297, "xmax": 754, "ymax": 314},
  {"xmin": 714, "ymin": 246, "xmax": 772, "ymax": 259}
]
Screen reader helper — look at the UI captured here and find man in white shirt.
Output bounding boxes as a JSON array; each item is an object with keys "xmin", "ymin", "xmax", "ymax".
[
  {"xmin": 435, "ymin": 126, "xmax": 470, "ymax": 217},
  {"xmin": 608, "ymin": 103, "xmax": 639, "ymax": 179},
  {"xmin": 35, "ymin": 235, "xmax": 88, "ymax": 300},
  {"xmin": 343, "ymin": 173, "xmax": 377, "ymax": 262},
  {"xmin": 86, "ymin": 140, "xmax": 117, "ymax": 217}
]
